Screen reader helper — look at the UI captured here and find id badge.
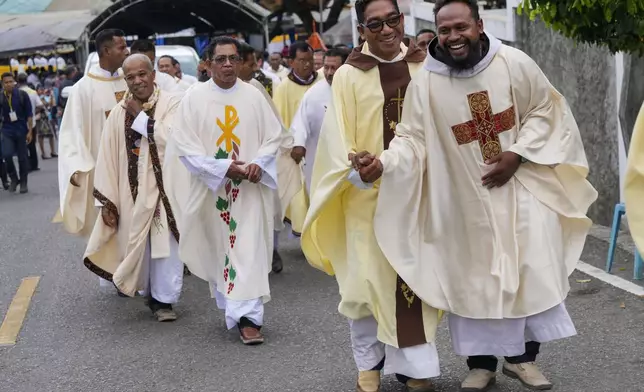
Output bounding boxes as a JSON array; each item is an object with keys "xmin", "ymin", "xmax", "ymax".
[{"xmin": 8, "ymin": 111, "xmax": 17, "ymax": 122}]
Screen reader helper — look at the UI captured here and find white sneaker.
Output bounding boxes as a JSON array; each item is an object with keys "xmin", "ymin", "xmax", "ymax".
[
  {"xmin": 461, "ymin": 369, "xmax": 496, "ymax": 391},
  {"xmin": 502, "ymin": 362, "xmax": 553, "ymax": 390}
]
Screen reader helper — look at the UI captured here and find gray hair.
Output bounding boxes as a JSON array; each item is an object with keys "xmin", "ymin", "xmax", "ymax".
[{"xmin": 123, "ymin": 53, "xmax": 154, "ymax": 72}]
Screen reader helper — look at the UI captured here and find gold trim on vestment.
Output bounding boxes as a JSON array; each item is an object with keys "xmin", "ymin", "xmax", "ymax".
[{"xmin": 87, "ymin": 72, "xmax": 124, "ymax": 82}]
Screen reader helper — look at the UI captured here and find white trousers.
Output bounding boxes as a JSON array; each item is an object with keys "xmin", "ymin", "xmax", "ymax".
[
  {"xmin": 349, "ymin": 316, "xmax": 441, "ymax": 379},
  {"xmin": 100, "ymin": 234, "xmax": 184, "ymax": 304},
  {"xmin": 210, "ymin": 282, "xmax": 264, "ymax": 330},
  {"xmin": 448, "ymin": 302, "xmax": 577, "ymax": 357}
]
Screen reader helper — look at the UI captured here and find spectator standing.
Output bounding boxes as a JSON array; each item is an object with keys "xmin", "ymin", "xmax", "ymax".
[
  {"xmin": 0, "ymin": 73, "xmax": 33, "ymax": 193},
  {"xmin": 17, "ymin": 73, "xmax": 43, "ymax": 172}
]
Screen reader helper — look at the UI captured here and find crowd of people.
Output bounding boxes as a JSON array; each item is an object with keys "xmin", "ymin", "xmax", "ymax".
[{"xmin": 50, "ymin": 0, "xmax": 598, "ymax": 391}]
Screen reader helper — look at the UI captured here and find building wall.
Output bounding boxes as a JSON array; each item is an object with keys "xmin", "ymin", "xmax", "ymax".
[{"xmin": 512, "ymin": 14, "xmax": 619, "ymax": 226}]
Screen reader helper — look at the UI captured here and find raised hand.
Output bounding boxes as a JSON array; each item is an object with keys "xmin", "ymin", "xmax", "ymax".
[{"xmin": 481, "ymin": 151, "xmax": 521, "ymax": 188}]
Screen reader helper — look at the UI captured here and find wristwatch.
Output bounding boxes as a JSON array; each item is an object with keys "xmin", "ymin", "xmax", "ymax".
[{"xmin": 520, "ymin": 156, "xmax": 528, "ymax": 164}]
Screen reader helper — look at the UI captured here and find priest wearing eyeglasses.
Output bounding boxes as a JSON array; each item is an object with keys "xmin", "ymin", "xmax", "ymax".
[
  {"xmin": 164, "ymin": 37, "xmax": 283, "ymax": 346},
  {"xmin": 300, "ymin": 0, "xmax": 439, "ymax": 391}
]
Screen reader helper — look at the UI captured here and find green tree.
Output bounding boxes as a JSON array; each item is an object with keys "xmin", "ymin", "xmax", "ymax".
[{"xmin": 519, "ymin": 0, "xmax": 644, "ymax": 54}]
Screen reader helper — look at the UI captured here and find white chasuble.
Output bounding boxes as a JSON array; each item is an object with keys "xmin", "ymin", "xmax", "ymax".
[
  {"xmin": 376, "ymin": 35, "xmax": 598, "ymax": 320},
  {"xmin": 291, "ymin": 80, "xmax": 331, "ymax": 193},
  {"xmin": 164, "ymin": 79, "xmax": 282, "ymax": 302},
  {"xmin": 84, "ymin": 90, "xmax": 182, "ymax": 297},
  {"xmin": 56, "ymin": 65, "xmax": 127, "ymax": 236}
]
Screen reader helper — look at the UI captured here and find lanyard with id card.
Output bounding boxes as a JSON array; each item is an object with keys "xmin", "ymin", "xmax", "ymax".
[{"xmin": 5, "ymin": 92, "xmax": 17, "ymax": 122}]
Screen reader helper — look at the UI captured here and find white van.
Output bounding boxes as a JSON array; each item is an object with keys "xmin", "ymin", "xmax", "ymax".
[{"xmin": 84, "ymin": 44, "xmax": 200, "ymax": 76}]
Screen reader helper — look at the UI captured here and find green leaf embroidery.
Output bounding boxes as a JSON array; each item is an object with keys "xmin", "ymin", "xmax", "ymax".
[
  {"xmin": 216, "ymin": 197, "xmax": 229, "ymax": 211},
  {"xmin": 229, "ymin": 266, "xmax": 236, "ymax": 281},
  {"xmin": 215, "ymin": 148, "xmax": 229, "ymax": 159},
  {"xmin": 232, "ymin": 178, "xmax": 242, "ymax": 186},
  {"xmin": 225, "ymin": 254, "xmax": 230, "ymax": 267},
  {"xmin": 229, "ymin": 218, "xmax": 237, "ymax": 232}
]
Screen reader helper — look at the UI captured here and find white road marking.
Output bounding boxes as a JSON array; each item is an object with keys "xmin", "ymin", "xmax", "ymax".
[{"xmin": 576, "ymin": 260, "xmax": 644, "ymax": 296}]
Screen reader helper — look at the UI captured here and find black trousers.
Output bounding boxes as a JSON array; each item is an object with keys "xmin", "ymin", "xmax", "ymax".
[
  {"xmin": 467, "ymin": 341, "xmax": 541, "ymax": 372},
  {"xmin": 0, "ymin": 158, "xmax": 7, "ymax": 185},
  {"xmin": 27, "ymin": 137, "xmax": 38, "ymax": 171}
]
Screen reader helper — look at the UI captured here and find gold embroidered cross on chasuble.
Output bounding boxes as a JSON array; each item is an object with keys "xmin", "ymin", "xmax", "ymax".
[
  {"xmin": 105, "ymin": 91, "xmax": 127, "ymax": 119},
  {"xmin": 450, "ymin": 90, "xmax": 515, "ymax": 161}
]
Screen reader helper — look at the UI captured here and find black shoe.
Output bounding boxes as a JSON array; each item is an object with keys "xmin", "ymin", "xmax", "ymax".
[
  {"xmin": 8, "ymin": 180, "xmax": 18, "ymax": 193},
  {"xmin": 2, "ymin": 182, "xmax": 8, "ymax": 190},
  {"xmin": 272, "ymin": 250, "xmax": 283, "ymax": 273},
  {"xmin": 19, "ymin": 183, "xmax": 28, "ymax": 194},
  {"xmin": 183, "ymin": 265, "xmax": 191, "ymax": 276}
]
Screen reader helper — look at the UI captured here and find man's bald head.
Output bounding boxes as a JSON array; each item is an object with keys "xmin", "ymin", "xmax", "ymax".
[
  {"xmin": 123, "ymin": 53, "xmax": 156, "ymax": 101},
  {"xmin": 123, "ymin": 53, "xmax": 154, "ymax": 73}
]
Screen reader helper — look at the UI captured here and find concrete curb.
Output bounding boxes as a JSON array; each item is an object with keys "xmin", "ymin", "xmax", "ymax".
[{"xmin": 588, "ymin": 224, "xmax": 636, "ymax": 255}]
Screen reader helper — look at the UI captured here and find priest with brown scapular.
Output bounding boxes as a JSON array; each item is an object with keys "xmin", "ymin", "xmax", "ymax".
[
  {"xmin": 301, "ymin": 0, "xmax": 440, "ymax": 391},
  {"xmin": 84, "ymin": 54, "xmax": 184, "ymax": 322},
  {"xmin": 358, "ymin": 0, "xmax": 598, "ymax": 390}
]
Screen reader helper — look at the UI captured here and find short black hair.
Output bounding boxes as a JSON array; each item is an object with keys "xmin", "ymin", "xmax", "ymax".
[
  {"xmin": 130, "ymin": 39, "xmax": 155, "ymax": 55},
  {"xmin": 95, "ymin": 29, "xmax": 126, "ymax": 53},
  {"xmin": 16, "ymin": 73, "xmax": 27, "ymax": 84},
  {"xmin": 158, "ymin": 55, "xmax": 178, "ymax": 66},
  {"xmin": 324, "ymin": 48, "xmax": 349, "ymax": 64},
  {"xmin": 65, "ymin": 65, "xmax": 78, "ymax": 77},
  {"xmin": 206, "ymin": 36, "xmax": 240, "ymax": 60},
  {"xmin": 314, "ymin": 49, "xmax": 325, "ymax": 53},
  {"xmin": 238, "ymin": 42, "xmax": 256, "ymax": 63},
  {"xmin": 1, "ymin": 72, "xmax": 14, "ymax": 81},
  {"xmin": 288, "ymin": 42, "xmax": 312, "ymax": 59},
  {"xmin": 434, "ymin": 0, "xmax": 480, "ymax": 20},
  {"xmin": 355, "ymin": 0, "xmax": 400, "ymax": 24},
  {"xmin": 416, "ymin": 28, "xmax": 436, "ymax": 37}
]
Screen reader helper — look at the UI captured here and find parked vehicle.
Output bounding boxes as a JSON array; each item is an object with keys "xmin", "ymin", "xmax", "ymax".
[{"xmin": 84, "ymin": 45, "xmax": 200, "ymax": 76}]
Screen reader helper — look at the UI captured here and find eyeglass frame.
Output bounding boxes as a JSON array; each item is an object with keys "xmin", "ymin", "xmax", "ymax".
[
  {"xmin": 212, "ymin": 55, "xmax": 242, "ymax": 65},
  {"xmin": 360, "ymin": 13, "xmax": 403, "ymax": 33}
]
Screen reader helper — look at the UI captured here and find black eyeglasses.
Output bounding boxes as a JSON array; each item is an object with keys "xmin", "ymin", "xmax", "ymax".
[
  {"xmin": 361, "ymin": 14, "xmax": 402, "ymax": 33},
  {"xmin": 213, "ymin": 55, "xmax": 241, "ymax": 65}
]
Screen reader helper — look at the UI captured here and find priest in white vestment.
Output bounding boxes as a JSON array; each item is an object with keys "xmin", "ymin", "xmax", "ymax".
[
  {"xmin": 164, "ymin": 37, "xmax": 284, "ymax": 345},
  {"xmin": 290, "ymin": 48, "xmax": 348, "ymax": 193},
  {"xmin": 56, "ymin": 29, "xmax": 129, "ymax": 293},
  {"xmin": 359, "ymin": 2, "xmax": 598, "ymax": 390},
  {"xmin": 130, "ymin": 40, "xmax": 189, "ymax": 95},
  {"xmin": 85, "ymin": 54, "xmax": 183, "ymax": 322}
]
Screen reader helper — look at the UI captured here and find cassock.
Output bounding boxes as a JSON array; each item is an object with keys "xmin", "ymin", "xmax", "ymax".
[
  {"xmin": 273, "ymin": 71, "xmax": 322, "ymax": 234},
  {"xmin": 291, "ymin": 79, "xmax": 331, "ymax": 193},
  {"xmin": 375, "ymin": 34, "xmax": 598, "ymax": 356},
  {"xmin": 625, "ymin": 104, "xmax": 644, "ymax": 259},
  {"xmin": 56, "ymin": 65, "xmax": 127, "ymax": 237},
  {"xmin": 301, "ymin": 41, "xmax": 441, "ymax": 379},
  {"xmin": 84, "ymin": 87, "xmax": 183, "ymax": 303},
  {"xmin": 164, "ymin": 79, "xmax": 284, "ymax": 329}
]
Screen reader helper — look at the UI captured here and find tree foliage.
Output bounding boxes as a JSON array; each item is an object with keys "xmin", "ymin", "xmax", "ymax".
[{"xmin": 518, "ymin": 0, "xmax": 644, "ymax": 54}]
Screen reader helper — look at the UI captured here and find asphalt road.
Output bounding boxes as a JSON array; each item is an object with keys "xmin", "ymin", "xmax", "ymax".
[{"xmin": 1, "ymin": 158, "xmax": 643, "ymax": 392}]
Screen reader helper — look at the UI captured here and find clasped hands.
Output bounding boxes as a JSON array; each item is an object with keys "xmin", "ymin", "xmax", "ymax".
[
  {"xmin": 226, "ymin": 161, "xmax": 263, "ymax": 183},
  {"xmin": 349, "ymin": 151, "xmax": 383, "ymax": 183}
]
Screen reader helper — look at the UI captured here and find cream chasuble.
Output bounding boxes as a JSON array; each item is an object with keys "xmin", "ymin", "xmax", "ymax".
[
  {"xmin": 164, "ymin": 79, "xmax": 282, "ymax": 302},
  {"xmin": 84, "ymin": 89, "xmax": 181, "ymax": 297},
  {"xmin": 301, "ymin": 40, "xmax": 440, "ymax": 349},
  {"xmin": 56, "ymin": 65, "xmax": 127, "ymax": 236},
  {"xmin": 375, "ymin": 36, "xmax": 598, "ymax": 320},
  {"xmin": 625, "ymin": 104, "xmax": 644, "ymax": 254}
]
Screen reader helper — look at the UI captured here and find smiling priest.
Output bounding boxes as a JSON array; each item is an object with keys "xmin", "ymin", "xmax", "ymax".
[
  {"xmin": 359, "ymin": 0, "xmax": 598, "ymax": 391},
  {"xmin": 164, "ymin": 37, "xmax": 283, "ymax": 345},
  {"xmin": 84, "ymin": 54, "xmax": 183, "ymax": 322},
  {"xmin": 301, "ymin": 0, "xmax": 440, "ymax": 390}
]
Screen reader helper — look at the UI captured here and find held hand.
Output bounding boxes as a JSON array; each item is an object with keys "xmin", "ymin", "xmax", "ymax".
[
  {"xmin": 124, "ymin": 99, "xmax": 143, "ymax": 118},
  {"xmin": 101, "ymin": 208, "xmax": 118, "ymax": 228},
  {"xmin": 349, "ymin": 151, "xmax": 375, "ymax": 171},
  {"xmin": 359, "ymin": 158, "xmax": 384, "ymax": 183},
  {"xmin": 291, "ymin": 146, "xmax": 306, "ymax": 164},
  {"xmin": 246, "ymin": 163, "xmax": 263, "ymax": 183},
  {"xmin": 226, "ymin": 160, "xmax": 247, "ymax": 181},
  {"xmin": 481, "ymin": 151, "xmax": 521, "ymax": 188},
  {"xmin": 26, "ymin": 132, "xmax": 33, "ymax": 144},
  {"xmin": 70, "ymin": 171, "xmax": 81, "ymax": 187}
]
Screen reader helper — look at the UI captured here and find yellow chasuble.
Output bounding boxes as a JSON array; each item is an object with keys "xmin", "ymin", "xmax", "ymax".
[
  {"xmin": 301, "ymin": 40, "xmax": 440, "ymax": 348},
  {"xmin": 376, "ymin": 37, "xmax": 598, "ymax": 319},
  {"xmin": 55, "ymin": 65, "xmax": 127, "ymax": 236},
  {"xmin": 625, "ymin": 104, "xmax": 644, "ymax": 254},
  {"xmin": 273, "ymin": 71, "xmax": 322, "ymax": 234}
]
